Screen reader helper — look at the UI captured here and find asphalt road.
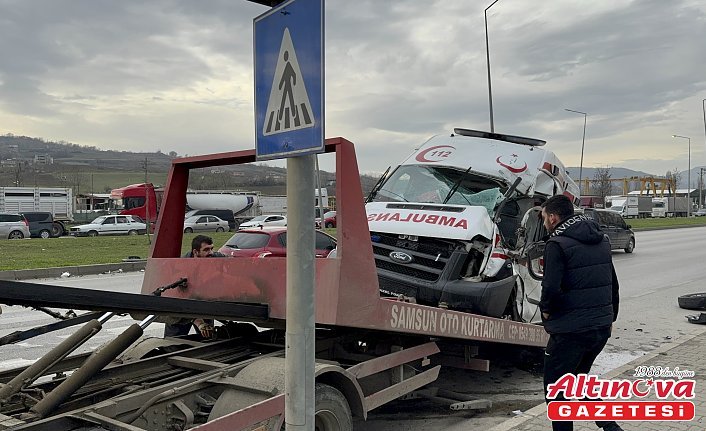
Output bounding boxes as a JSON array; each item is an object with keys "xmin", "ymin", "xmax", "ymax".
[{"xmin": 1, "ymin": 227, "xmax": 705, "ymax": 429}]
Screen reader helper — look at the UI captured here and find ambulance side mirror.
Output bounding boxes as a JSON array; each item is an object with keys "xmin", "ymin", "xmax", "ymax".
[{"xmin": 526, "ymin": 242, "xmax": 545, "ymax": 281}]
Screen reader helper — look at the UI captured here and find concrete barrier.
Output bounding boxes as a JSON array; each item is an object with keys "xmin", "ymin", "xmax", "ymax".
[{"xmin": 0, "ymin": 261, "xmax": 147, "ymax": 281}]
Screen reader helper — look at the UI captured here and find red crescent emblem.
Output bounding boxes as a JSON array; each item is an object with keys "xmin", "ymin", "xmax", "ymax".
[
  {"xmin": 415, "ymin": 145, "xmax": 456, "ymax": 163},
  {"xmin": 496, "ymin": 156, "xmax": 528, "ymax": 173}
]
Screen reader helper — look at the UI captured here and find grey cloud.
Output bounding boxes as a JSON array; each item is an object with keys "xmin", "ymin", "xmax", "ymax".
[{"xmin": 1, "ymin": 0, "xmax": 705, "ymax": 175}]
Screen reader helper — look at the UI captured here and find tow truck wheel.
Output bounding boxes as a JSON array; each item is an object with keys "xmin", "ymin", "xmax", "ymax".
[{"xmin": 314, "ymin": 383, "xmax": 352, "ymax": 431}]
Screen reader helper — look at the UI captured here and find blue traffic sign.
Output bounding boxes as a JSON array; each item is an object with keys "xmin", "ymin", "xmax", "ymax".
[{"xmin": 254, "ymin": 0, "xmax": 324, "ymax": 160}]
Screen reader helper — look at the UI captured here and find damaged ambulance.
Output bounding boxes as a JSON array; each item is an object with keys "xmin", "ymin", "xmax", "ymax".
[{"xmin": 366, "ymin": 128, "xmax": 580, "ymax": 323}]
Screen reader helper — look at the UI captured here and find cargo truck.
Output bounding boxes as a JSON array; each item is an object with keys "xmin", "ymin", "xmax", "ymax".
[
  {"xmin": 605, "ymin": 195, "xmax": 653, "ymax": 218},
  {"xmin": 652, "ymin": 197, "xmax": 691, "ymax": 217}
]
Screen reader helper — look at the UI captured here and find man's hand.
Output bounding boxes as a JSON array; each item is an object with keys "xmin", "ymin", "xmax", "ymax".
[
  {"xmin": 542, "ymin": 312, "xmax": 550, "ymax": 320},
  {"xmin": 194, "ymin": 319, "xmax": 214, "ymax": 338}
]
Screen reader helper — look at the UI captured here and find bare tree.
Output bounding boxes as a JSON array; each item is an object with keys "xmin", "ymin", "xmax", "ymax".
[
  {"xmin": 13, "ymin": 162, "xmax": 25, "ymax": 187},
  {"xmin": 69, "ymin": 167, "xmax": 85, "ymax": 196},
  {"xmin": 591, "ymin": 167, "xmax": 613, "ymax": 203},
  {"xmin": 665, "ymin": 168, "xmax": 682, "ymax": 193}
]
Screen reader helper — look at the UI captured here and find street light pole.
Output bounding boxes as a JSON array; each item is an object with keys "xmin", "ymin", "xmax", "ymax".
[
  {"xmin": 672, "ymin": 134, "xmax": 691, "ymax": 217},
  {"xmin": 699, "ymin": 168, "xmax": 706, "ymax": 209},
  {"xmin": 565, "ymin": 109, "xmax": 588, "ymax": 195},
  {"xmin": 702, "ymin": 98, "xmax": 706, "ymax": 148},
  {"xmin": 484, "ymin": 0, "xmax": 500, "ymax": 133}
]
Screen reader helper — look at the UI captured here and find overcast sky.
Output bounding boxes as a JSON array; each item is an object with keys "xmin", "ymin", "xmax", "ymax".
[{"xmin": 1, "ymin": 0, "xmax": 705, "ymax": 176}]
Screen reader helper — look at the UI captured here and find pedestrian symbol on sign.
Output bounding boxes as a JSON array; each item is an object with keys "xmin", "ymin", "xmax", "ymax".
[{"xmin": 263, "ymin": 28, "xmax": 314, "ymax": 136}]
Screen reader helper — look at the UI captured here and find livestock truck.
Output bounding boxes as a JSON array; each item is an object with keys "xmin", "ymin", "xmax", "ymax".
[
  {"xmin": 0, "ymin": 138, "xmax": 551, "ymax": 431},
  {"xmin": 0, "ymin": 187, "xmax": 73, "ymax": 235}
]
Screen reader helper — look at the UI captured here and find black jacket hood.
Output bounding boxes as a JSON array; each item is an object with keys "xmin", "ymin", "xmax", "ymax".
[{"xmin": 551, "ymin": 214, "xmax": 605, "ymax": 245}]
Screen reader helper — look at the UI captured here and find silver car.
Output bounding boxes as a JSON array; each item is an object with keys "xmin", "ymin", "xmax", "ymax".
[
  {"xmin": 0, "ymin": 213, "xmax": 31, "ymax": 239},
  {"xmin": 69, "ymin": 215, "xmax": 147, "ymax": 237},
  {"xmin": 183, "ymin": 215, "xmax": 229, "ymax": 233}
]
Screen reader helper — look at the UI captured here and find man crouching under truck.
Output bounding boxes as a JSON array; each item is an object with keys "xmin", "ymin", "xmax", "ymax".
[
  {"xmin": 539, "ymin": 195, "xmax": 623, "ymax": 431},
  {"xmin": 163, "ymin": 235, "xmax": 223, "ymax": 338}
]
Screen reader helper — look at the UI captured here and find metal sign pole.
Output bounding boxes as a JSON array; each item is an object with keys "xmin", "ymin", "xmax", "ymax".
[
  {"xmin": 253, "ymin": 1, "xmax": 323, "ymax": 427},
  {"xmin": 286, "ymin": 154, "xmax": 315, "ymax": 430}
]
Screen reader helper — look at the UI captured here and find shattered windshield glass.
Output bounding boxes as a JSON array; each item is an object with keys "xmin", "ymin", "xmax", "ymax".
[{"xmin": 371, "ymin": 165, "xmax": 507, "ymax": 215}]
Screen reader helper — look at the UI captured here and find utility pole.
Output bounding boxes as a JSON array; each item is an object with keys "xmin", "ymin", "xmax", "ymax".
[
  {"xmin": 484, "ymin": 0, "xmax": 501, "ymax": 132},
  {"xmin": 141, "ymin": 157, "xmax": 152, "ymax": 244},
  {"xmin": 699, "ymin": 168, "xmax": 706, "ymax": 209}
]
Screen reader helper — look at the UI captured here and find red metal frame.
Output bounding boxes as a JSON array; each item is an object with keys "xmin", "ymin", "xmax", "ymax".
[{"xmin": 141, "ymin": 138, "xmax": 549, "ymax": 347}]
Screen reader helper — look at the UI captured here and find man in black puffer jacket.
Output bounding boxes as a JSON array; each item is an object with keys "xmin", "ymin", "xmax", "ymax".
[{"xmin": 540, "ymin": 195, "xmax": 622, "ymax": 431}]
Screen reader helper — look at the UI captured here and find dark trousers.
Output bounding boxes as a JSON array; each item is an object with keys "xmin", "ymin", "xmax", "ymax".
[
  {"xmin": 164, "ymin": 320, "xmax": 193, "ymax": 337},
  {"xmin": 544, "ymin": 326, "xmax": 617, "ymax": 431}
]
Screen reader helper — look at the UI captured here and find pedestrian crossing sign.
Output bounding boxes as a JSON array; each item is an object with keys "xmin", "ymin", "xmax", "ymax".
[
  {"xmin": 263, "ymin": 28, "xmax": 314, "ymax": 136},
  {"xmin": 254, "ymin": 0, "xmax": 324, "ymax": 160}
]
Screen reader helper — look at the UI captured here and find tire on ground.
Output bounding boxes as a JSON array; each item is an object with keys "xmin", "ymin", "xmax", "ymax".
[{"xmin": 678, "ymin": 293, "xmax": 706, "ymax": 310}]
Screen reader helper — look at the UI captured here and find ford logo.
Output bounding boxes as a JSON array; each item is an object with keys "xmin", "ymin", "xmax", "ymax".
[{"xmin": 389, "ymin": 251, "xmax": 413, "ymax": 264}]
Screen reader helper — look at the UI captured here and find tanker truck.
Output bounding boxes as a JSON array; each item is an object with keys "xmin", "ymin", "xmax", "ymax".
[{"xmin": 111, "ymin": 183, "xmax": 259, "ymax": 228}]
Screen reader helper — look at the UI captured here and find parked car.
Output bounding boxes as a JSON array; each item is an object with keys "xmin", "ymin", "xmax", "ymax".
[
  {"xmin": 20, "ymin": 211, "xmax": 63, "ymax": 238},
  {"xmin": 238, "ymin": 214, "xmax": 287, "ymax": 230},
  {"xmin": 315, "ymin": 211, "xmax": 337, "ymax": 229},
  {"xmin": 582, "ymin": 208, "xmax": 635, "ymax": 253},
  {"xmin": 694, "ymin": 208, "xmax": 706, "ymax": 217},
  {"xmin": 0, "ymin": 213, "xmax": 30, "ymax": 239},
  {"xmin": 184, "ymin": 209, "xmax": 237, "ymax": 231},
  {"xmin": 183, "ymin": 215, "xmax": 229, "ymax": 233},
  {"xmin": 69, "ymin": 215, "xmax": 146, "ymax": 237},
  {"xmin": 219, "ymin": 227, "xmax": 337, "ymax": 258}
]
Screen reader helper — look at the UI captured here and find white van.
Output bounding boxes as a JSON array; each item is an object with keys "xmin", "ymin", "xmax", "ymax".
[{"xmin": 365, "ymin": 128, "xmax": 580, "ymax": 324}]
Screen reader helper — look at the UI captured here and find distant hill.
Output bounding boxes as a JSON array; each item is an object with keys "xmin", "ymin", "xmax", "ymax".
[
  {"xmin": 0, "ymin": 134, "xmax": 173, "ymax": 170},
  {"xmin": 567, "ymin": 166, "xmax": 706, "ymax": 189},
  {"xmin": 565, "ymin": 167, "xmax": 654, "ymax": 181},
  {"xmin": 0, "ymin": 134, "xmax": 379, "ymax": 195}
]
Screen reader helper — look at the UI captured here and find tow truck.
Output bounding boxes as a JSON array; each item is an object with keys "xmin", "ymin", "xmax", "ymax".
[{"xmin": 0, "ymin": 138, "xmax": 549, "ymax": 431}]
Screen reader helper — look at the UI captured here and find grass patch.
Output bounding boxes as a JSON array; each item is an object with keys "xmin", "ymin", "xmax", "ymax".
[
  {"xmin": 0, "ymin": 232, "xmax": 234, "ymax": 271},
  {"xmin": 0, "ymin": 230, "xmax": 339, "ymax": 271},
  {"xmin": 627, "ymin": 217, "xmax": 706, "ymax": 230}
]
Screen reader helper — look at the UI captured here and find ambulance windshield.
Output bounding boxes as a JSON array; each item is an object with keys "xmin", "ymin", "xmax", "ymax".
[{"xmin": 371, "ymin": 165, "xmax": 507, "ymax": 213}]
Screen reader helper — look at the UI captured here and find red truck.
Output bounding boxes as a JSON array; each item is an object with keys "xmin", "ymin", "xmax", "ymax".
[{"xmin": 111, "ymin": 183, "xmax": 163, "ymax": 224}]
